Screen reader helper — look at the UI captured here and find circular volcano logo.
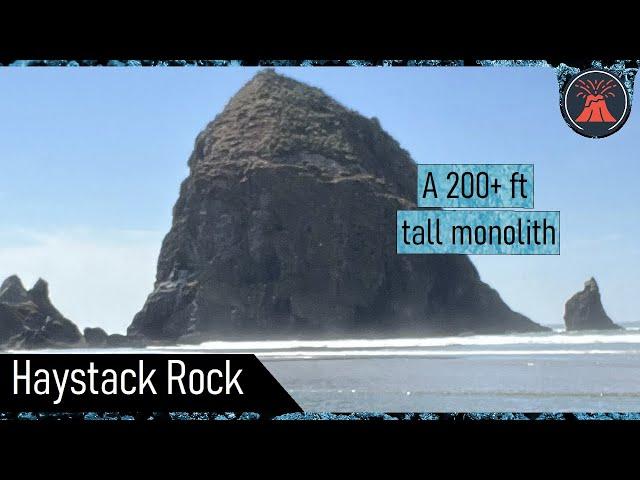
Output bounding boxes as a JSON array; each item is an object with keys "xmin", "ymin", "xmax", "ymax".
[{"xmin": 561, "ymin": 69, "xmax": 630, "ymax": 138}]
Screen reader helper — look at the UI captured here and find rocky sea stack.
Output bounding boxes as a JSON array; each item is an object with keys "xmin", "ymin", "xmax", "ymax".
[
  {"xmin": 128, "ymin": 69, "xmax": 548, "ymax": 342},
  {"xmin": 0, "ymin": 275, "xmax": 139, "ymax": 349},
  {"xmin": 0, "ymin": 275, "xmax": 82, "ymax": 349},
  {"xmin": 564, "ymin": 277, "xmax": 621, "ymax": 331}
]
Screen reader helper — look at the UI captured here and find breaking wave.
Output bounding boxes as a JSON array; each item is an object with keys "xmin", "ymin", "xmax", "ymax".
[{"xmin": 149, "ymin": 325, "xmax": 640, "ymax": 360}]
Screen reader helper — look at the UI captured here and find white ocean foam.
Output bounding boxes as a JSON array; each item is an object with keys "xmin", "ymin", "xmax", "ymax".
[
  {"xmin": 150, "ymin": 330, "xmax": 640, "ymax": 353},
  {"xmin": 144, "ymin": 347, "xmax": 635, "ymax": 359},
  {"xmin": 278, "ymin": 349, "xmax": 640, "ymax": 358},
  {"xmin": 19, "ymin": 331, "xmax": 640, "ymax": 359},
  {"xmin": 249, "ymin": 349, "xmax": 632, "ymax": 358}
]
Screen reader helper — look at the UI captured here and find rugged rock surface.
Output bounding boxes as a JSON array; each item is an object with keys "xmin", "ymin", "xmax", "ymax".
[
  {"xmin": 84, "ymin": 327, "xmax": 109, "ymax": 347},
  {"xmin": 0, "ymin": 275, "xmax": 83, "ymax": 349},
  {"xmin": 83, "ymin": 327, "xmax": 145, "ymax": 348},
  {"xmin": 128, "ymin": 69, "xmax": 548, "ymax": 341},
  {"xmin": 0, "ymin": 303, "xmax": 25, "ymax": 344},
  {"xmin": 564, "ymin": 278, "xmax": 622, "ymax": 331},
  {"xmin": 0, "ymin": 275, "xmax": 30, "ymax": 304}
]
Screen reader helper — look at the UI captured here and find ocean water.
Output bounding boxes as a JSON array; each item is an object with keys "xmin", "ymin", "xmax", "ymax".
[{"xmin": 14, "ymin": 323, "xmax": 640, "ymax": 412}]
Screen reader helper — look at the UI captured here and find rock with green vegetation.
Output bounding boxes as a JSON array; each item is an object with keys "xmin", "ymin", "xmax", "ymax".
[{"xmin": 128, "ymin": 69, "xmax": 548, "ymax": 341}]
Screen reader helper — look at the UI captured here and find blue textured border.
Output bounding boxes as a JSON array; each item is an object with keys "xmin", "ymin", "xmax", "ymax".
[
  {"xmin": 3, "ymin": 59, "xmax": 637, "ymax": 98},
  {"xmin": 1, "ymin": 60, "xmax": 464, "ymax": 67},
  {"xmin": 2, "ymin": 412, "xmax": 640, "ymax": 421},
  {"xmin": 2, "ymin": 59, "xmax": 638, "ymax": 421}
]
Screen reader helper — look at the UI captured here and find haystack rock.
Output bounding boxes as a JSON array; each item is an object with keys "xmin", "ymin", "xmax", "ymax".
[
  {"xmin": 128, "ymin": 69, "xmax": 547, "ymax": 342},
  {"xmin": 0, "ymin": 275, "xmax": 83, "ymax": 349},
  {"xmin": 564, "ymin": 277, "xmax": 622, "ymax": 331}
]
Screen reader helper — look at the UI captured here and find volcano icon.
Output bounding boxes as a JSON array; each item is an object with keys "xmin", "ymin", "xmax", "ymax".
[
  {"xmin": 562, "ymin": 69, "xmax": 630, "ymax": 138},
  {"xmin": 576, "ymin": 94, "xmax": 616, "ymax": 122},
  {"xmin": 574, "ymin": 78, "xmax": 618, "ymax": 123}
]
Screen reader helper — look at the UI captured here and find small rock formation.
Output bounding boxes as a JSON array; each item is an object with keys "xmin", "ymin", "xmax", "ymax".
[
  {"xmin": 84, "ymin": 327, "xmax": 144, "ymax": 348},
  {"xmin": 0, "ymin": 275, "xmax": 83, "ymax": 349},
  {"xmin": 128, "ymin": 69, "xmax": 548, "ymax": 342},
  {"xmin": 84, "ymin": 327, "xmax": 109, "ymax": 347},
  {"xmin": 564, "ymin": 277, "xmax": 622, "ymax": 331},
  {"xmin": 0, "ymin": 275, "xmax": 142, "ymax": 349}
]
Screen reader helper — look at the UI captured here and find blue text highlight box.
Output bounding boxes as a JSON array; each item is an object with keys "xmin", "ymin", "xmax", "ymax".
[
  {"xmin": 397, "ymin": 210, "xmax": 559, "ymax": 255},
  {"xmin": 417, "ymin": 164, "xmax": 534, "ymax": 208}
]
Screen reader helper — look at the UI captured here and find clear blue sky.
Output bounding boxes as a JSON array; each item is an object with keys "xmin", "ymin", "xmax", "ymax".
[{"xmin": 0, "ymin": 66, "xmax": 637, "ymax": 332}]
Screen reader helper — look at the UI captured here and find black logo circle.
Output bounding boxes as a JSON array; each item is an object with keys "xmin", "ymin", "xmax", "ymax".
[{"xmin": 561, "ymin": 69, "xmax": 631, "ymax": 138}]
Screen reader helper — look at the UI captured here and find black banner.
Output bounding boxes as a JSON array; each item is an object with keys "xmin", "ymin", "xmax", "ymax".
[{"xmin": 0, "ymin": 354, "xmax": 301, "ymax": 416}]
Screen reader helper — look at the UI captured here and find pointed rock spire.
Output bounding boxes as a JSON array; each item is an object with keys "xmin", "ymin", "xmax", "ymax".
[
  {"xmin": 0, "ymin": 274, "xmax": 29, "ymax": 305},
  {"xmin": 564, "ymin": 277, "xmax": 622, "ymax": 331},
  {"xmin": 27, "ymin": 278, "xmax": 59, "ymax": 315}
]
